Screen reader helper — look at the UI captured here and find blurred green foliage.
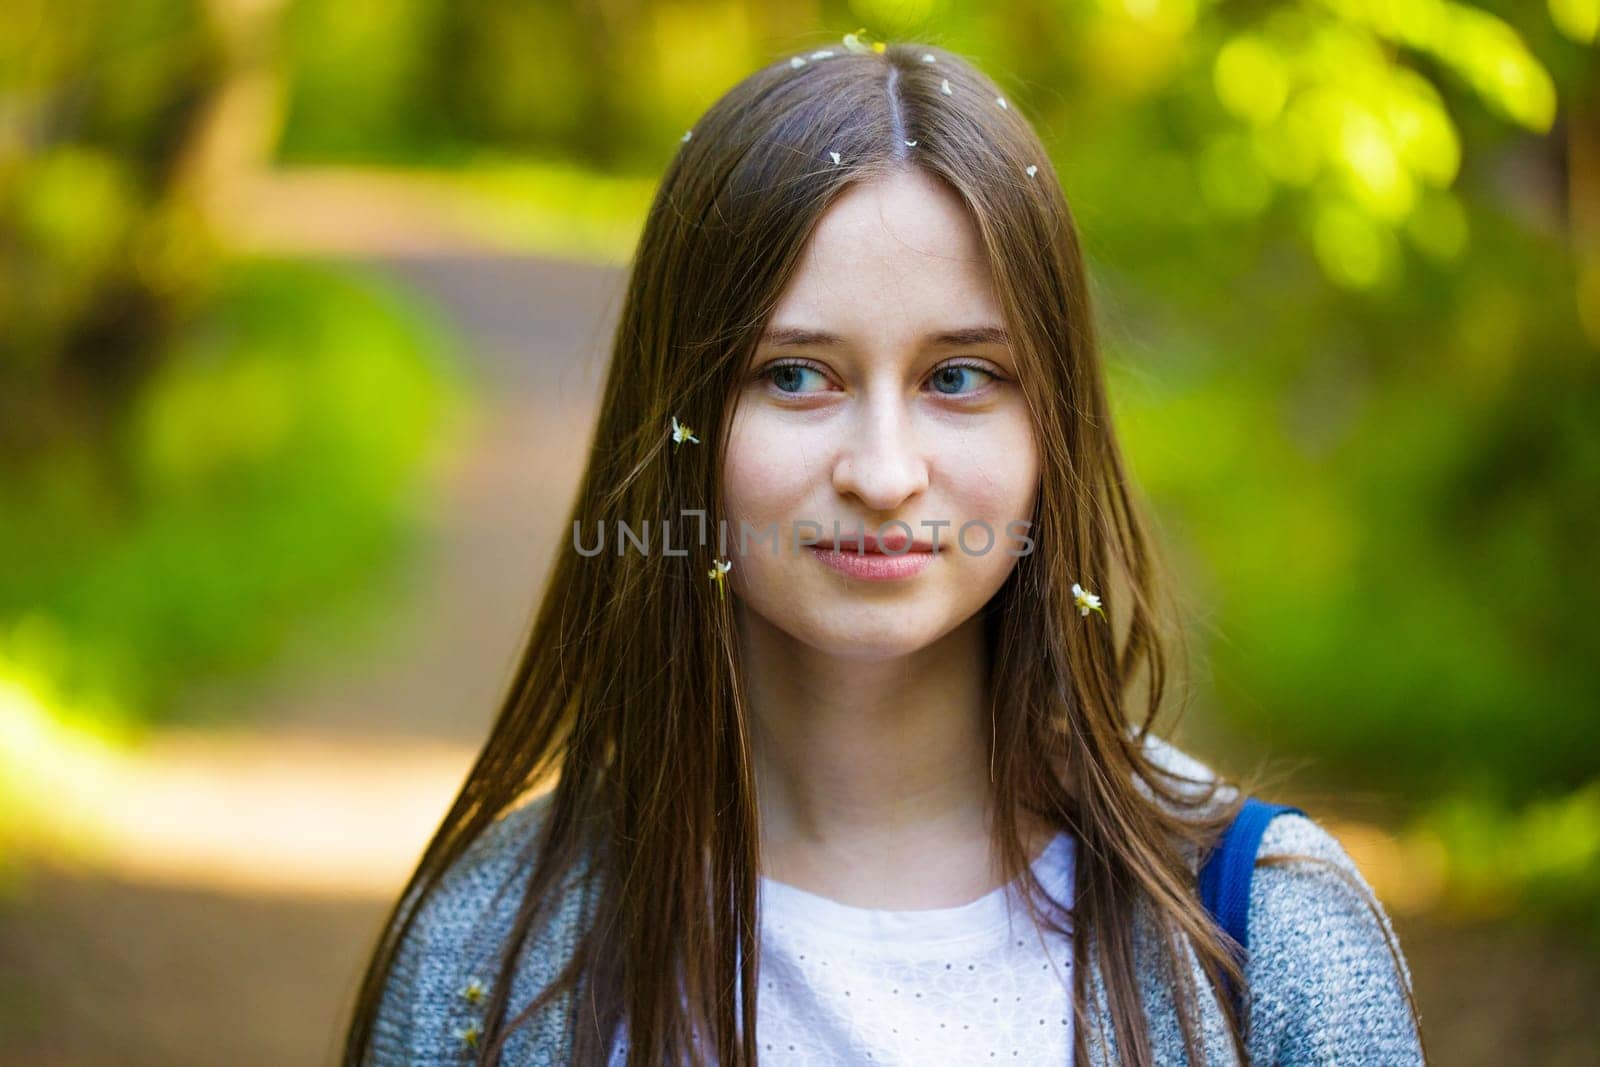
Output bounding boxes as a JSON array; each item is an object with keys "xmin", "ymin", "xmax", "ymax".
[
  {"xmin": 0, "ymin": 257, "xmax": 468, "ymax": 727},
  {"xmin": 1, "ymin": 0, "xmax": 225, "ymax": 454},
  {"xmin": 1421, "ymin": 779, "xmax": 1600, "ymax": 950},
  {"xmin": 1, "ymin": 0, "xmax": 470, "ymax": 728}
]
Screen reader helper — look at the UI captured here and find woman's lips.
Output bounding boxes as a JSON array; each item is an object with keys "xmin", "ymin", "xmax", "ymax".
[
  {"xmin": 813, "ymin": 531, "xmax": 935, "ymax": 553},
  {"xmin": 807, "ymin": 541, "xmax": 937, "ymax": 581}
]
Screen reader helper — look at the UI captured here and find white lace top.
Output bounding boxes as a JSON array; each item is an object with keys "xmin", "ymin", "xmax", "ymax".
[{"xmin": 608, "ymin": 832, "xmax": 1078, "ymax": 1064}]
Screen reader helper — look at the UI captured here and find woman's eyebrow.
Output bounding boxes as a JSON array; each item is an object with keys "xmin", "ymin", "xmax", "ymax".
[{"xmin": 758, "ymin": 325, "xmax": 1011, "ymax": 348}]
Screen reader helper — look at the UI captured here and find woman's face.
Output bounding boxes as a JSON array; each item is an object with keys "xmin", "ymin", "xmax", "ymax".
[{"xmin": 721, "ymin": 167, "xmax": 1040, "ymax": 661}]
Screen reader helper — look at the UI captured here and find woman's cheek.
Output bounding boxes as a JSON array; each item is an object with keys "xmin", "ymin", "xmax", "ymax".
[
  {"xmin": 942, "ymin": 431, "xmax": 1036, "ymax": 522},
  {"xmin": 725, "ymin": 416, "xmax": 818, "ymax": 523}
]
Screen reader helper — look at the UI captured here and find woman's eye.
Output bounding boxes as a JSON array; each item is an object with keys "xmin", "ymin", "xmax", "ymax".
[
  {"xmin": 928, "ymin": 363, "xmax": 999, "ymax": 396},
  {"xmin": 762, "ymin": 362, "xmax": 830, "ymax": 395}
]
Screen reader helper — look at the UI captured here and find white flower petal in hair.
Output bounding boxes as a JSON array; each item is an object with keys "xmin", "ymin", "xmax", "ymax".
[
  {"xmin": 1026, "ymin": 164, "xmax": 1038, "ymax": 177},
  {"xmin": 790, "ymin": 55, "xmax": 807, "ymax": 68},
  {"xmin": 941, "ymin": 78, "xmax": 952, "ymax": 95},
  {"xmin": 905, "ymin": 139, "xmax": 918, "ymax": 147},
  {"xmin": 921, "ymin": 53, "xmax": 937, "ymax": 63},
  {"xmin": 670, "ymin": 415, "xmax": 700, "ymax": 449},
  {"xmin": 996, "ymin": 96, "xmax": 1008, "ymax": 109},
  {"xmin": 1071, "ymin": 582, "xmax": 1106, "ymax": 619},
  {"xmin": 680, "ymin": 129, "xmax": 692, "ymax": 142},
  {"xmin": 829, "ymin": 150, "xmax": 842, "ymax": 164},
  {"xmin": 843, "ymin": 27, "xmax": 887, "ymax": 54},
  {"xmin": 809, "ymin": 49, "xmax": 835, "ymax": 59},
  {"xmin": 708, "ymin": 557, "xmax": 733, "ymax": 600}
]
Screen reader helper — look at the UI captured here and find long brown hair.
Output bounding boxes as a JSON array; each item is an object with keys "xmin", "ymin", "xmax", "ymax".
[{"xmin": 344, "ymin": 39, "xmax": 1423, "ymax": 1066}]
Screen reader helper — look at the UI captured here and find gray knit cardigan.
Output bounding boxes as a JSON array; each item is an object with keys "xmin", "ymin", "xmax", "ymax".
[{"xmin": 368, "ymin": 734, "xmax": 1424, "ymax": 1065}]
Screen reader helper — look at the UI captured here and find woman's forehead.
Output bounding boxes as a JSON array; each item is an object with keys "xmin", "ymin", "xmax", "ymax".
[{"xmin": 770, "ymin": 171, "xmax": 1001, "ymax": 341}]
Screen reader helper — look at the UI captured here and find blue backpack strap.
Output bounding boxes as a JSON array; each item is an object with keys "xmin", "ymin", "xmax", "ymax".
[{"xmin": 1198, "ymin": 796, "xmax": 1307, "ymax": 1028}]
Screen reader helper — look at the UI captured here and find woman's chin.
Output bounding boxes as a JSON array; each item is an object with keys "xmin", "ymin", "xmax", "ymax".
[
  {"xmin": 789, "ymin": 612, "xmax": 957, "ymax": 662},
  {"xmin": 734, "ymin": 576, "xmax": 976, "ymax": 661}
]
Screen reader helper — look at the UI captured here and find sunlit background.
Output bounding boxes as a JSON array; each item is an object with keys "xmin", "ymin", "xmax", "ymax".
[{"xmin": 1, "ymin": 0, "xmax": 1596, "ymax": 1063}]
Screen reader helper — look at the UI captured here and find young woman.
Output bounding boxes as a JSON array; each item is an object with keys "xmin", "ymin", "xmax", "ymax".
[{"xmin": 345, "ymin": 36, "xmax": 1426, "ymax": 1067}]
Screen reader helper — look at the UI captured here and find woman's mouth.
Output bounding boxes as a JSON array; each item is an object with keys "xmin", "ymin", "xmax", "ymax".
[{"xmin": 806, "ymin": 536, "xmax": 938, "ymax": 581}]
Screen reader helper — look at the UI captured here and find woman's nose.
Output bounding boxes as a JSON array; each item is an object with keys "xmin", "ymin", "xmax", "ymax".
[{"xmin": 830, "ymin": 393, "xmax": 930, "ymax": 512}]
